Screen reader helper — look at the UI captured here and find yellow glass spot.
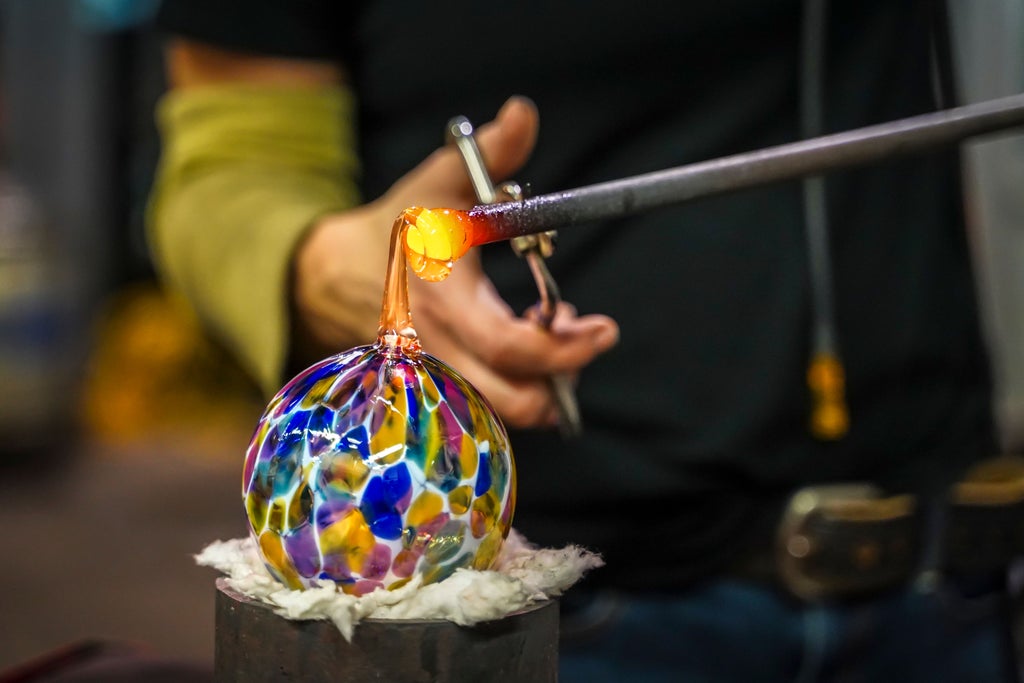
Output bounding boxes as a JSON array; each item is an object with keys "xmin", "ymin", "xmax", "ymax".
[
  {"xmin": 326, "ymin": 451, "xmax": 370, "ymax": 493},
  {"xmin": 470, "ymin": 492, "xmax": 499, "ymax": 539},
  {"xmin": 267, "ymin": 499, "xmax": 287, "ymax": 533},
  {"xmin": 471, "ymin": 397, "xmax": 498, "ymax": 447},
  {"xmin": 407, "ymin": 490, "xmax": 444, "ymax": 528},
  {"xmin": 287, "ymin": 482, "xmax": 312, "ymax": 529},
  {"xmin": 503, "ymin": 465, "xmax": 518, "ymax": 526},
  {"xmin": 258, "ymin": 531, "xmax": 303, "ymax": 590},
  {"xmin": 299, "ymin": 373, "xmax": 337, "ymax": 409},
  {"xmin": 369, "ymin": 372, "xmax": 408, "ymax": 465},
  {"xmin": 319, "ymin": 508, "xmax": 376, "ymax": 574},
  {"xmin": 420, "ymin": 368, "xmax": 441, "ymax": 408},
  {"xmin": 420, "ymin": 417, "xmax": 442, "ymax": 474},
  {"xmin": 448, "ymin": 485, "xmax": 473, "ymax": 516},
  {"xmin": 387, "ymin": 577, "xmax": 412, "ymax": 591},
  {"xmin": 472, "ymin": 526, "xmax": 505, "ymax": 570},
  {"xmin": 458, "ymin": 433, "xmax": 478, "ymax": 479},
  {"xmin": 245, "ymin": 494, "xmax": 269, "ymax": 533}
]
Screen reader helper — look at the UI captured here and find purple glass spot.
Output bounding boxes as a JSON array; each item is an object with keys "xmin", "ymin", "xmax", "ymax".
[
  {"xmin": 407, "ymin": 512, "xmax": 451, "ymax": 553},
  {"xmin": 433, "ymin": 365, "xmax": 474, "ymax": 432},
  {"xmin": 352, "ymin": 580, "xmax": 384, "ymax": 596},
  {"xmin": 315, "ymin": 496, "xmax": 355, "ymax": 530},
  {"xmin": 361, "ymin": 543, "xmax": 393, "ymax": 581},
  {"xmin": 283, "ymin": 522, "xmax": 320, "ymax": 578},
  {"xmin": 321, "ymin": 552, "xmax": 352, "ymax": 580},
  {"xmin": 392, "ymin": 549, "xmax": 419, "ymax": 578}
]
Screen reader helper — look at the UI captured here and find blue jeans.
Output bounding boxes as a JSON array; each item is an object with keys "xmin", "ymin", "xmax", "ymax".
[{"xmin": 559, "ymin": 578, "xmax": 1017, "ymax": 683}]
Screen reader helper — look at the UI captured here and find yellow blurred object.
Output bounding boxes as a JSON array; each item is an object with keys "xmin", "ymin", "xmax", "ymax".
[
  {"xmin": 79, "ymin": 282, "xmax": 264, "ymax": 454},
  {"xmin": 952, "ymin": 455, "xmax": 1024, "ymax": 506},
  {"xmin": 807, "ymin": 351, "xmax": 850, "ymax": 440}
]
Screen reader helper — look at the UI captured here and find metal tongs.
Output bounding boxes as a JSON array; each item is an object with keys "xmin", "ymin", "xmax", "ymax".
[{"xmin": 447, "ymin": 116, "xmax": 582, "ymax": 438}]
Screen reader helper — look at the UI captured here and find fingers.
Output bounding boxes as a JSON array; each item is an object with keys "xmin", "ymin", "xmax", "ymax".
[
  {"xmin": 419, "ymin": 298, "xmax": 612, "ymax": 429},
  {"xmin": 436, "ymin": 344, "xmax": 561, "ymax": 429},
  {"xmin": 472, "ymin": 95, "xmax": 539, "ymax": 183},
  {"xmin": 471, "ymin": 309, "xmax": 619, "ymax": 377},
  {"xmin": 413, "ymin": 260, "xmax": 619, "ymax": 378}
]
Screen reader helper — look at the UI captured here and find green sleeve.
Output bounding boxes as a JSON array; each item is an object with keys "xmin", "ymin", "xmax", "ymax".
[{"xmin": 146, "ymin": 84, "xmax": 360, "ymax": 396}]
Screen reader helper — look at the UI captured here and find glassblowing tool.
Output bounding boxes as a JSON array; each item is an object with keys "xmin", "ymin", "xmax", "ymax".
[
  {"xmin": 462, "ymin": 92, "xmax": 1024, "ymax": 244},
  {"xmin": 446, "ymin": 116, "xmax": 582, "ymax": 438}
]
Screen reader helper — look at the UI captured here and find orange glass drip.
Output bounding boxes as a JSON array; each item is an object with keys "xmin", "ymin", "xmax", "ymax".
[{"xmin": 377, "ymin": 207, "xmax": 491, "ymax": 352}]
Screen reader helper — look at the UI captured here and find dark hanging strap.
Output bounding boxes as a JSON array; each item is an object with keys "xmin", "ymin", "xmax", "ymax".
[
  {"xmin": 927, "ymin": 0, "xmax": 961, "ymax": 110},
  {"xmin": 800, "ymin": 0, "xmax": 850, "ymax": 440}
]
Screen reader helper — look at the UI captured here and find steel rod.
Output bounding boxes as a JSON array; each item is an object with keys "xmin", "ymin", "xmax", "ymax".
[{"xmin": 469, "ymin": 92, "xmax": 1024, "ymax": 243}]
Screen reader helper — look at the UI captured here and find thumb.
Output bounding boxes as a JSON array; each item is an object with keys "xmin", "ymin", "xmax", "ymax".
[
  {"xmin": 471, "ymin": 95, "xmax": 539, "ymax": 184},
  {"xmin": 383, "ymin": 96, "xmax": 540, "ymax": 211}
]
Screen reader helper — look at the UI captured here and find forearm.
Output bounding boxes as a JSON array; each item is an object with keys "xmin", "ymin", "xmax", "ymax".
[{"xmin": 147, "ymin": 82, "xmax": 361, "ymax": 394}]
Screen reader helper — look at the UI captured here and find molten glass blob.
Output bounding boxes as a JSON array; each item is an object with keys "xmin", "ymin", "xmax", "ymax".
[{"xmin": 243, "ymin": 208, "xmax": 516, "ymax": 595}]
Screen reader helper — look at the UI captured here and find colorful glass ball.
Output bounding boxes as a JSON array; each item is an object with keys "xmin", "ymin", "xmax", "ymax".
[{"xmin": 242, "ymin": 344, "xmax": 516, "ymax": 595}]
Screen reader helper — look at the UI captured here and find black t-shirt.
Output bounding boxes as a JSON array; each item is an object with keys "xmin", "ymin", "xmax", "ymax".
[{"xmin": 158, "ymin": 0, "xmax": 995, "ymax": 589}]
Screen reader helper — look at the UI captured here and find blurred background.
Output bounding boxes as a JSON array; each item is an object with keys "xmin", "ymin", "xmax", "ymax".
[
  {"xmin": 0, "ymin": 0, "xmax": 263, "ymax": 674},
  {"xmin": 0, "ymin": 0, "xmax": 1021, "ymax": 675}
]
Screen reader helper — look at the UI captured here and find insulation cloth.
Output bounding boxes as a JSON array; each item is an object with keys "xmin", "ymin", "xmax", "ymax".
[{"xmin": 196, "ymin": 529, "xmax": 602, "ymax": 641}]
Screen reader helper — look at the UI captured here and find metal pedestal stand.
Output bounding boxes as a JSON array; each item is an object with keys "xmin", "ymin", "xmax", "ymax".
[{"xmin": 213, "ymin": 579, "xmax": 559, "ymax": 682}]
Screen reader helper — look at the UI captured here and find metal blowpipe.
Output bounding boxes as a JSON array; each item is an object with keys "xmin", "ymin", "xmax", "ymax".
[{"xmin": 468, "ymin": 92, "xmax": 1024, "ymax": 242}]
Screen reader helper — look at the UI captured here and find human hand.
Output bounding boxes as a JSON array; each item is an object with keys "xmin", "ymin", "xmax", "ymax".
[{"xmin": 292, "ymin": 96, "xmax": 619, "ymax": 428}]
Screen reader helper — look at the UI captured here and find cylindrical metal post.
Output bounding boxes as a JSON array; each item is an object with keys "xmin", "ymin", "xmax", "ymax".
[{"xmin": 213, "ymin": 579, "xmax": 559, "ymax": 682}]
